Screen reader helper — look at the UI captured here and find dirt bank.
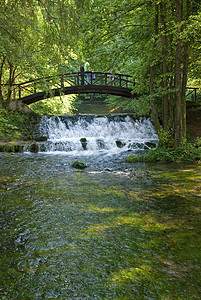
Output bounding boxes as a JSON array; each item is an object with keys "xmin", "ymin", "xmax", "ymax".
[{"xmin": 187, "ymin": 102, "xmax": 201, "ymax": 140}]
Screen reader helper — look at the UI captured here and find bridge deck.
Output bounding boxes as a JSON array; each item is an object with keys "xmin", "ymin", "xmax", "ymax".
[{"xmin": 11, "ymin": 72, "xmax": 136, "ymax": 104}]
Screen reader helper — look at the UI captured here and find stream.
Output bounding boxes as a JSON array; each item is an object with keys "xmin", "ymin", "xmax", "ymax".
[{"xmin": 0, "ymin": 115, "xmax": 201, "ymax": 299}]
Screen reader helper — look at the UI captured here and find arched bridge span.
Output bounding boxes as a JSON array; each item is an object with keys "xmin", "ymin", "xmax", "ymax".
[{"xmin": 12, "ymin": 72, "xmax": 137, "ymax": 105}]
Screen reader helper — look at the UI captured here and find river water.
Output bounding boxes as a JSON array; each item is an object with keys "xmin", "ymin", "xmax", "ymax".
[{"xmin": 0, "ymin": 116, "xmax": 201, "ymax": 299}]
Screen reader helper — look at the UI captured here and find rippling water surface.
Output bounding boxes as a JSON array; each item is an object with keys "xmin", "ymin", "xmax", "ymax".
[{"xmin": 0, "ymin": 153, "xmax": 201, "ymax": 299}]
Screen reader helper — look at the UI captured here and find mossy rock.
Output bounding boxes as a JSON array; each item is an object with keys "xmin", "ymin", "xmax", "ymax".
[
  {"xmin": 29, "ymin": 143, "xmax": 39, "ymax": 153},
  {"xmin": 116, "ymin": 140, "xmax": 126, "ymax": 148},
  {"xmin": 72, "ymin": 161, "xmax": 87, "ymax": 169},
  {"xmin": 0, "ymin": 143, "xmax": 23, "ymax": 153},
  {"xmin": 80, "ymin": 138, "xmax": 87, "ymax": 150},
  {"xmin": 80, "ymin": 138, "xmax": 87, "ymax": 143},
  {"xmin": 35, "ymin": 136, "xmax": 48, "ymax": 142}
]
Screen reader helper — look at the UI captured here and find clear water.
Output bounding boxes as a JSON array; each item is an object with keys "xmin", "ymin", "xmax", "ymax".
[{"xmin": 0, "ymin": 153, "xmax": 201, "ymax": 299}]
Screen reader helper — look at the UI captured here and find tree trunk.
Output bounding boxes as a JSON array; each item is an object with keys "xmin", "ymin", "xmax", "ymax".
[
  {"xmin": 174, "ymin": 0, "xmax": 183, "ymax": 145},
  {"xmin": 169, "ymin": 21, "xmax": 175, "ymax": 130},
  {"xmin": 149, "ymin": 3, "xmax": 160, "ymax": 133},
  {"xmin": 6, "ymin": 62, "xmax": 15, "ymax": 110},
  {"xmin": 0, "ymin": 56, "xmax": 6, "ymax": 109},
  {"xmin": 181, "ymin": 0, "xmax": 191, "ymax": 140},
  {"xmin": 160, "ymin": 1, "xmax": 169, "ymax": 130}
]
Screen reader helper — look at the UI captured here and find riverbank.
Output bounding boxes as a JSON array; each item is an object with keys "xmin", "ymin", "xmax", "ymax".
[{"xmin": 186, "ymin": 101, "xmax": 201, "ymax": 139}]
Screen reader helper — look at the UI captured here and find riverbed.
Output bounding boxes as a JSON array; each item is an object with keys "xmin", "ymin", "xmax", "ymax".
[{"xmin": 0, "ymin": 153, "xmax": 201, "ymax": 299}]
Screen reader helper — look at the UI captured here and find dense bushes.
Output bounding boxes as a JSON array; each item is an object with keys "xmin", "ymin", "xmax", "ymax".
[
  {"xmin": 126, "ymin": 139, "xmax": 201, "ymax": 164},
  {"xmin": 0, "ymin": 108, "xmax": 23, "ymax": 141},
  {"xmin": 0, "ymin": 108, "xmax": 40, "ymax": 141}
]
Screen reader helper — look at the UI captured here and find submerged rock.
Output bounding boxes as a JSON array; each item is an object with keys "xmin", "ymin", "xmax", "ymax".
[
  {"xmin": 72, "ymin": 161, "xmax": 87, "ymax": 169},
  {"xmin": 96, "ymin": 139, "xmax": 105, "ymax": 149}
]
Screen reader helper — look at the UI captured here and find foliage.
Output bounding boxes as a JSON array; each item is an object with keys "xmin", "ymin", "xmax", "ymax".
[
  {"xmin": 0, "ymin": 108, "xmax": 31, "ymax": 141},
  {"xmin": 0, "ymin": 108, "xmax": 22, "ymax": 141},
  {"xmin": 105, "ymin": 95, "xmax": 151, "ymax": 116},
  {"xmin": 157, "ymin": 128, "xmax": 175, "ymax": 148},
  {"xmin": 125, "ymin": 154, "xmax": 144, "ymax": 163},
  {"xmin": 29, "ymin": 94, "xmax": 77, "ymax": 115},
  {"xmin": 126, "ymin": 141, "xmax": 201, "ymax": 164},
  {"xmin": 80, "ymin": 0, "xmax": 201, "ymax": 144},
  {"xmin": 193, "ymin": 137, "xmax": 201, "ymax": 148},
  {"xmin": 0, "ymin": 0, "xmax": 82, "ymax": 111},
  {"xmin": 0, "ymin": 0, "xmax": 200, "ymax": 144}
]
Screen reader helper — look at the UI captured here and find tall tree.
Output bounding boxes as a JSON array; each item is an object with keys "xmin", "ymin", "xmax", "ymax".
[
  {"xmin": 80, "ymin": 0, "xmax": 198, "ymax": 145},
  {"xmin": 0, "ymin": 0, "xmax": 82, "ymax": 110}
]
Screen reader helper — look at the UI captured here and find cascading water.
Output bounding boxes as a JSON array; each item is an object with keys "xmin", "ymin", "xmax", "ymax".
[{"xmin": 32, "ymin": 115, "xmax": 158, "ymax": 155}]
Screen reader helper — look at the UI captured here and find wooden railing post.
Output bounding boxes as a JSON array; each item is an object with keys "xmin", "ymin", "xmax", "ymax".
[
  {"xmin": 13, "ymin": 86, "xmax": 16, "ymax": 100},
  {"xmin": 126, "ymin": 76, "xmax": 128, "ymax": 88},
  {"xmin": 119, "ymin": 74, "xmax": 122, "ymax": 87},
  {"xmin": 18, "ymin": 85, "xmax": 21, "ymax": 99},
  {"xmin": 34, "ymin": 82, "xmax": 36, "ymax": 93},
  {"xmin": 60, "ymin": 75, "xmax": 64, "ymax": 89},
  {"xmin": 77, "ymin": 72, "xmax": 80, "ymax": 85},
  {"xmin": 194, "ymin": 88, "xmax": 197, "ymax": 102}
]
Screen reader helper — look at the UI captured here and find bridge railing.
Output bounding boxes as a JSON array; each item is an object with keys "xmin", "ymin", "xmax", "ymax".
[{"xmin": 10, "ymin": 72, "xmax": 134, "ymax": 100}]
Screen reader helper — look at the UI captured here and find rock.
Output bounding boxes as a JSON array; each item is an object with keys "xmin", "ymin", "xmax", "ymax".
[
  {"xmin": 72, "ymin": 161, "xmax": 87, "ymax": 169},
  {"xmin": 0, "ymin": 143, "xmax": 23, "ymax": 153},
  {"xmin": 80, "ymin": 138, "xmax": 87, "ymax": 150},
  {"xmin": 29, "ymin": 143, "xmax": 39, "ymax": 153},
  {"xmin": 39, "ymin": 144, "xmax": 46, "ymax": 152},
  {"xmin": 35, "ymin": 136, "xmax": 48, "ymax": 142},
  {"xmin": 116, "ymin": 140, "xmax": 126, "ymax": 148},
  {"xmin": 96, "ymin": 139, "xmax": 105, "ymax": 149}
]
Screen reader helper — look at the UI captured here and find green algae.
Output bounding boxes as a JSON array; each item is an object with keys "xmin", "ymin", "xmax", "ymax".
[{"xmin": 0, "ymin": 156, "xmax": 200, "ymax": 299}]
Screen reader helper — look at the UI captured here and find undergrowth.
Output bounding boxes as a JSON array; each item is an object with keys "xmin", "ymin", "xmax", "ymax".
[
  {"xmin": 0, "ymin": 108, "xmax": 39, "ymax": 141},
  {"xmin": 126, "ymin": 139, "xmax": 201, "ymax": 163}
]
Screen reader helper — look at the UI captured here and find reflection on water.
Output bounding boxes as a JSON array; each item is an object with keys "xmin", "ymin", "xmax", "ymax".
[{"xmin": 0, "ymin": 153, "xmax": 201, "ymax": 299}]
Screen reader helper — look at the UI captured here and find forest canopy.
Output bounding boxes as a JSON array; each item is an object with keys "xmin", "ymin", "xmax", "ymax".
[{"xmin": 0, "ymin": 0, "xmax": 200, "ymax": 145}]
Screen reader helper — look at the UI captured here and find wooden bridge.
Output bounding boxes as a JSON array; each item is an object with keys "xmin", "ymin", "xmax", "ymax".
[{"xmin": 12, "ymin": 72, "xmax": 137, "ymax": 105}]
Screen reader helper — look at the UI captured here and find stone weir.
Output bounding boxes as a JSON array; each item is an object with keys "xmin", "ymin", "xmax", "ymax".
[{"xmin": 24, "ymin": 114, "xmax": 159, "ymax": 154}]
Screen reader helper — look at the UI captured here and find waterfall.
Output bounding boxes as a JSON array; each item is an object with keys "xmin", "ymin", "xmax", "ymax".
[{"xmin": 32, "ymin": 115, "xmax": 158, "ymax": 154}]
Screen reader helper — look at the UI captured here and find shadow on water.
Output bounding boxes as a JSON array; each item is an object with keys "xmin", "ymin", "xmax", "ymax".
[{"xmin": 0, "ymin": 154, "xmax": 201, "ymax": 299}]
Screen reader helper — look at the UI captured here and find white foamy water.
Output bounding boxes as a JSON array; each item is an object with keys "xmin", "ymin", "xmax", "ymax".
[{"xmin": 33, "ymin": 115, "xmax": 158, "ymax": 154}]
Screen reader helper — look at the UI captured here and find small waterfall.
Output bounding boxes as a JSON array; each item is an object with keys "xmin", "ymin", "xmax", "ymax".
[{"xmin": 32, "ymin": 115, "xmax": 158, "ymax": 154}]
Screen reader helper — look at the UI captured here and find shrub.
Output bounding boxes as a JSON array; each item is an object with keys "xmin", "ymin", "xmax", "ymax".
[
  {"xmin": 158, "ymin": 128, "xmax": 174, "ymax": 148},
  {"xmin": 0, "ymin": 109, "xmax": 29, "ymax": 141},
  {"xmin": 125, "ymin": 155, "xmax": 144, "ymax": 163},
  {"xmin": 125, "ymin": 140, "xmax": 201, "ymax": 164}
]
